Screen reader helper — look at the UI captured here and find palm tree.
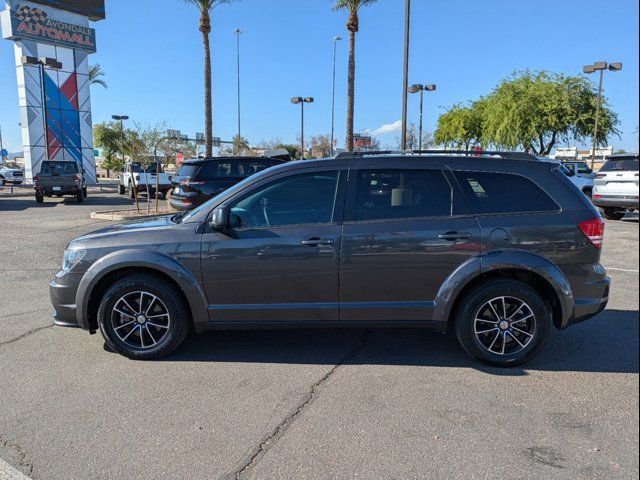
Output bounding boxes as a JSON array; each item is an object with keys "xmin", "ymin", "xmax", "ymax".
[
  {"xmin": 184, "ymin": 0, "xmax": 238, "ymax": 157},
  {"xmin": 333, "ymin": 0, "xmax": 378, "ymax": 152},
  {"xmin": 88, "ymin": 64, "xmax": 107, "ymax": 89}
]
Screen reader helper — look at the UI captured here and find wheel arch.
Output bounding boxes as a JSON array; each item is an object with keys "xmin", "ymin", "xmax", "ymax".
[
  {"xmin": 434, "ymin": 251, "xmax": 574, "ymax": 329},
  {"xmin": 76, "ymin": 250, "xmax": 209, "ymax": 330}
]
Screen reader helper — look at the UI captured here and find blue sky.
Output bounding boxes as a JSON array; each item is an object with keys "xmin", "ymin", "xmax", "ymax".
[{"xmin": 1, "ymin": 0, "xmax": 638, "ymax": 153}]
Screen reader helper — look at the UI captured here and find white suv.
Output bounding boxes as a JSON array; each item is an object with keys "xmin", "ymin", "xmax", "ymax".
[{"xmin": 593, "ymin": 154, "xmax": 639, "ymax": 220}]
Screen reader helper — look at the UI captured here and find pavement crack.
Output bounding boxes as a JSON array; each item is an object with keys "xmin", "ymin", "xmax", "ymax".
[
  {"xmin": 0, "ymin": 433, "xmax": 34, "ymax": 478},
  {"xmin": 228, "ymin": 330, "xmax": 370, "ymax": 480},
  {"xmin": 0, "ymin": 325, "xmax": 54, "ymax": 347}
]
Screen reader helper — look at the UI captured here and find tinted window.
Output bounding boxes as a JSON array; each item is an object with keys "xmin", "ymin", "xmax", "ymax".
[
  {"xmin": 41, "ymin": 161, "xmax": 78, "ymax": 175},
  {"xmin": 355, "ymin": 169, "xmax": 454, "ymax": 221},
  {"xmin": 454, "ymin": 171, "xmax": 559, "ymax": 214},
  {"xmin": 197, "ymin": 162, "xmax": 239, "ymax": 179},
  {"xmin": 238, "ymin": 161, "xmax": 278, "ymax": 177},
  {"xmin": 575, "ymin": 162, "xmax": 592, "ymax": 174},
  {"xmin": 600, "ymin": 158, "xmax": 640, "ymax": 172},
  {"xmin": 230, "ymin": 172, "xmax": 339, "ymax": 228},
  {"xmin": 176, "ymin": 164, "xmax": 200, "ymax": 177},
  {"xmin": 130, "ymin": 162, "xmax": 161, "ymax": 174}
]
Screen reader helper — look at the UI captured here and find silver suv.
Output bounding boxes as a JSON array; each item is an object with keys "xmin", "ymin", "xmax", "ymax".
[{"xmin": 593, "ymin": 154, "xmax": 639, "ymax": 220}]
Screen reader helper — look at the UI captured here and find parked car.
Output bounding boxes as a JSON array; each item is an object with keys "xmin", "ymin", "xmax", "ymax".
[
  {"xmin": 118, "ymin": 161, "xmax": 172, "ymax": 199},
  {"xmin": 169, "ymin": 157, "xmax": 283, "ymax": 210},
  {"xmin": 537, "ymin": 157, "xmax": 593, "ymax": 198},
  {"xmin": 34, "ymin": 161, "xmax": 86, "ymax": 203},
  {"xmin": 0, "ymin": 165, "xmax": 24, "ymax": 185},
  {"xmin": 559, "ymin": 161, "xmax": 593, "ymax": 178},
  {"xmin": 50, "ymin": 151, "xmax": 610, "ymax": 366},
  {"xmin": 592, "ymin": 153, "xmax": 639, "ymax": 220}
]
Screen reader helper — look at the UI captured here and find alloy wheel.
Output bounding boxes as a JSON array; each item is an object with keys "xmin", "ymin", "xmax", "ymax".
[
  {"xmin": 111, "ymin": 291, "xmax": 171, "ymax": 350},
  {"xmin": 473, "ymin": 296, "xmax": 536, "ymax": 356}
]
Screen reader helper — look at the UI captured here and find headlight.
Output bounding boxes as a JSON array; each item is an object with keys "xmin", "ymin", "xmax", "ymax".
[{"xmin": 61, "ymin": 249, "xmax": 87, "ymax": 271}]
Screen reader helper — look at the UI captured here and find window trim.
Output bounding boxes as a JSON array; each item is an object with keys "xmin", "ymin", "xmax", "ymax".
[
  {"xmin": 344, "ymin": 165, "xmax": 466, "ymax": 223},
  {"xmin": 222, "ymin": 169, "xmax": 347, "ymax": 230},
  {"xmin": 450, "ymin": 169, "xmax": 562, "ymax": 216}
]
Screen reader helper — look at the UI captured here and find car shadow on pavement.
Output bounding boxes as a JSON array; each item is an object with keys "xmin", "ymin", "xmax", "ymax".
[
  {"xmin": 158, "ymin": 309, "xmax": 639, "ymax": 375},
  {"xmin": 0, "ymin": 194, "xmax": 133, "ymax": 211}
]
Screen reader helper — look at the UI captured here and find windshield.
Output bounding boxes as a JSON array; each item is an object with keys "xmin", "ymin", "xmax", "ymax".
[
  {"xmin": 41, "ymin": 161, "xmax": 78, "ymax": 175},
  {"xmin": 130, "ymin": 162, "xmax": 162, "ymax": 174},
  {"xmin": 600, "ymin": 158, "xmax": 640, "ymax": 172}
]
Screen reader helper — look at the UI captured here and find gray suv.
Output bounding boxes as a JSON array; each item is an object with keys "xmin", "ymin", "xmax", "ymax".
[{"xmin": 50, "ymin": 151, "xmax": 610, "ymax": 367}]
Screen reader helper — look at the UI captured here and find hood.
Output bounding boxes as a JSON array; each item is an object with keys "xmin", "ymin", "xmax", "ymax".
[{"xmin": 70, "ymin": 215, "xmax": 176, "ymax": 247}]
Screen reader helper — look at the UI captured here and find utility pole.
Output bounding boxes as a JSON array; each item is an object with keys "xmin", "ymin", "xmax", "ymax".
[
  {"xmin": 400, "ymin": 0, "xmax": 411, "ymax": 150},
  {"xmin": 0, "ymin": 124, "xmax": 6, "ymax": 164},
  {"xmin": 234, "ymin": 28, "xmax": 243, "ymax": 144}
]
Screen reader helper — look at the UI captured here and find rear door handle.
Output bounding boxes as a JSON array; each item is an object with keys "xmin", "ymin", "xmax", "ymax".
[
  {"xmin": 438, "ymin": 232, "xmax": 472, "ymax": 241},
  {"xmin": 301, "ymin": 237, "xmax": 334, "ymax": 247}
]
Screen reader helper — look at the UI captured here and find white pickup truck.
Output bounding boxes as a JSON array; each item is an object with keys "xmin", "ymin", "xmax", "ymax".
[
  {"xmin": 118, "ymin": 162, "xmax": 173, "ymax": 199},
  {"xmin": 0, "ymin": 165, "xmax": 24, "ymax": 185}
]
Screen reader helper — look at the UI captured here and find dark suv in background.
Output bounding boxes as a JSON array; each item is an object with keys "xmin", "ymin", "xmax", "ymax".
[
  {"xmin": 169, "ymin": 156, "xmax": 283, "ymax": 210},
  {"xmin": 50, "ymin": 151, "xmax": 610, "ymax": 367}
]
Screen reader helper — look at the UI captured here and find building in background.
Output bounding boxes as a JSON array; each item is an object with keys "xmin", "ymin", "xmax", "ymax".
[
  {"xmin": 551, "ymin": 146, "xmax": 614, "ymax": 169},
  {"xmin": 1, "ymin": 0, "xmax": 105, "ymax": 182}
]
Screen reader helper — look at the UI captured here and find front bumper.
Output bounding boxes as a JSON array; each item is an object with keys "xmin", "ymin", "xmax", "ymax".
[{"xmin": 49, "ymin": 271, "xmax": 84, "ymax": 328}]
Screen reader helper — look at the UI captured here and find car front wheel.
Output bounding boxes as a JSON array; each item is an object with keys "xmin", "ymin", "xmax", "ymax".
[
  {"xmin": 454, "ymin": 279, "xmax": 551, "ymax": 367},
  {"xmin": 97, "ymin": 274, "xmax": 190, "ymax": 359}
]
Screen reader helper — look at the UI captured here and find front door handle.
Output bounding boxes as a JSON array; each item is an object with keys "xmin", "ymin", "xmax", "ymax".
[
  {"xmin": 438, "ymin": 232, "xmax": 472, "ymax": 241},
  {"xmin": 301, "ymin": 237, "xmax": 334, "ymax": 247}
]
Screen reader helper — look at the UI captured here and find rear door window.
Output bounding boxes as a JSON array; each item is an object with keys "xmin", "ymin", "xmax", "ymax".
[
  {"xmin": 41, "ymin": 162, "xmax": 77, "ymax": 175},
  {"xmin": 197, "ymin": 162, "xmax": 241, "ymax": 180},
  {"xmin": 453, "ymin": 171, "xmax": 559, "ymax": 214},
  {"xmin": 354, "ymin": 169, "xmax": 455, "ymax": 221}
]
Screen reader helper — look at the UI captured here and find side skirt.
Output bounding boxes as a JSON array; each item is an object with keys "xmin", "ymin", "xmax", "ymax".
[{"xmin": 194, "ymin": 319, "xmax": 448, "ymax": 333}]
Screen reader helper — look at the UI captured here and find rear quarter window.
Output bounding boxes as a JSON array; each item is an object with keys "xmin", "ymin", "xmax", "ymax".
[{"xmin": 453, "ymin": 171, "xmax": 559, "ymax": 214}]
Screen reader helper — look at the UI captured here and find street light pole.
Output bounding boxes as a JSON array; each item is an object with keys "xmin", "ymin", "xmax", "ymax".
[
  {"xmin": 234, "ymin": 28, "xmax": 243, "ymax": 143},
  {"xmin": 0, "ymin": 124, "xmax": 6, "ymax": 164},
  {"xmin": 583, "ymin": 61, "xmax": 622, "ymax": 170},
  {"xmin": 400, "ymin": 0, "xmax": 411, "ymax": 150},
  {"xmin": 291, "ymin": 97, "xmax": 314, "ymax": 160},
  {"xmin": 409, "ymin": 84, "xmax": 436, "ymax": 151},
  {"xmin": 112, "ymin": 114, "xmax": 135, "ymax": 208},
  {"xmin": 330, "ymin": 36, "xmax": 342, "ymax": 157}
]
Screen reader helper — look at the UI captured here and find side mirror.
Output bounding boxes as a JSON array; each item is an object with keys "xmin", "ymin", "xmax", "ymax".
[{"xmin": 211, "ymin": 205, "xmax": 230, "ymax": 231}]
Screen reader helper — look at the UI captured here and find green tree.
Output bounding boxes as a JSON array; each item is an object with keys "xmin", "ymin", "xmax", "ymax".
[
  {"xmin": 93, "ymin": 122, "xmax": 121, "ymax": 176},
  {"xmin": 88, "ymin": 64, "xmax": 107, "ymax": 89},
  {"xmin": 434, "ymin": 101, "xmax": 486, "ymax": 150},
  {"xmin": 333, "ymin": 0, "xmax": 378, "ymax": 152},
  {"xmin": 310, "ymin": 134, "xmax": 332, "ymax": 158},
  {"xmin": 482, "ymin": 71, "xmax": 620, "ymax": 155},
  {"xmin": 184, "ymin": 0, "xmax": 239, "ymax": 157}
]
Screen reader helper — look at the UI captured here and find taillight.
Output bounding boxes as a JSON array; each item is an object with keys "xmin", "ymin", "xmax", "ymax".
[
  {"xmin": 578, "ymin": 218, "xmax": 605, "ymax": 249},
  {"xmin": 33, "ymin": 175, "xmax": 38, "ymax": 182},
  {"xmin": 593, "ymin": 194, "xmax": 601, "ymax": 200},
  {"xmin": 73, "ymin": 174, "xmax": 80, "ymax": 181}
]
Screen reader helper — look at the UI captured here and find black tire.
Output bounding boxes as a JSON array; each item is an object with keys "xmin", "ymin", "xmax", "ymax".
[
  {"xmin": 118, "ymin": 183, "xmax": 125, "ymax": 195},
  {"xmin": 98, "ymin": 274, "xmax": 190, "ymax": 359},
  {"xmin": 1, "ymin": 179, "xmax": 5, "ymax": 186},
  {"xmin": 454, "ymin": 279, "xmax": 551, "ymax": 367},
  {"xmin": 129, "ymin": 183, "xmax": 136, "ymax": 199},
  {"xmin": 35, "ymin": 191, "xmax": 44, "ymax": 203},
  {"xmin": 582, "ymin": 188, "xmax": 592, "ymax": 200},
  {"xmin": 83, "ymin": 187, "xmax": 88, "ymax": 197},
  {"xmin": 76, "ymin": 189, "xmax": 84, "ymax": 202},
  {"xmin": 602, "ymin": 207, "xmax": 625, "ymax": 221}
]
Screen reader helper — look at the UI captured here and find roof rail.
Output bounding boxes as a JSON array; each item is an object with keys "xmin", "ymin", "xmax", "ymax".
[{"xmin": 334, "ymin": 149, "xmax": 538, "ymax": 161}]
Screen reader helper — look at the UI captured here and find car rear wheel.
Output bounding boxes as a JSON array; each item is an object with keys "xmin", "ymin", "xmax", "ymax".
[
  {"xmin": 76, "ymin": 189, "xmax": 84, "ymax": 202},
  {"xmin": 118, "ymin": 183, "xmax": 125, "ymax": 195},
  {"xmin": 97, "ymin": 274, "xmax": 190, "ymax": 359},
  {"xmin": 454, "ymin": 279, "xmax": 551, "ymax": 367},
  {"xmin": 602, "ymin": 207, "xmax": 625, "ymax": 221},
  {"xmin": 83, "ymin": 187, "xmax": 88, "ymax": 197},
  {"xmin": 35, "ymin": 191, "xmax": 44, "ymax": 203}
]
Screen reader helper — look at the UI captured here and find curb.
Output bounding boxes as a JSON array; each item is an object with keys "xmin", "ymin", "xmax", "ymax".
[{"xmin": 90, "ymin": 211, "xmax": 170, "ymax": 221}]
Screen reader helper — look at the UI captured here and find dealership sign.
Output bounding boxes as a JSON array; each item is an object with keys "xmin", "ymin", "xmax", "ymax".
[{"xmin": 1, "ymin": 4, "xmax": 96, "ymax": 52}]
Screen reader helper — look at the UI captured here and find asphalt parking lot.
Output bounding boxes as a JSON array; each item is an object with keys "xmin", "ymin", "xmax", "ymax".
[{"xmin": 0, "ymin": 192, "xmax": 638, "ymax": 480}]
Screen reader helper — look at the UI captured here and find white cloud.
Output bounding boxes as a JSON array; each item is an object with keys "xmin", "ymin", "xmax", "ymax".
[{"xmin": 372, "ymin": 120, "xmax": 402, "ymax": 136}]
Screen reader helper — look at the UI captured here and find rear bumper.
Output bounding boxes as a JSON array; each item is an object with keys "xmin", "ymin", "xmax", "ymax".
[
  {"xmin": 169, "ymin": 195, "xmax": 197, "ymax": 210},
  {"xmin": 37, "ymin": 185, "xmax": 78, "ymax": 195},
  {"xmin": 593, "ymin": 195, "xmax": 639, "ymax": 209},
  {"xmin": 562, "ymin": 275, "xmax": 610, "ymax": 329}
]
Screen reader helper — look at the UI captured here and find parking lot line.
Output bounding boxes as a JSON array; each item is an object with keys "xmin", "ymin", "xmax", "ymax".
[{"xmin": 605, "ymin": 267, "xmax": 640, "ymax": 273}]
